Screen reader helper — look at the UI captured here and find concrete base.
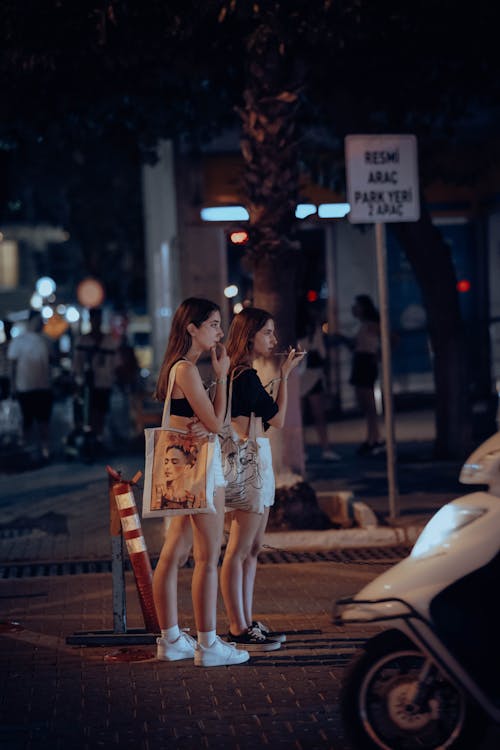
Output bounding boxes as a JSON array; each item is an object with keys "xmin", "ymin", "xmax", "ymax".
[{"xmin": 316, "ymin": 491, "xmax": 378, "ymax": 529}]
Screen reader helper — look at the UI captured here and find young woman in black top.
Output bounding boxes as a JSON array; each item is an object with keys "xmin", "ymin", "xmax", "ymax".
[
  {"xmin": 220, "ymin": 307, "xmax": 305, "ymax": 651},
  {"xmin": 152, "ymin": 298, "xmax": 249, "ymax": 667}
]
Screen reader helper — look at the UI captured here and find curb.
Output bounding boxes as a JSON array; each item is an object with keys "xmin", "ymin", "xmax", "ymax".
[{"xmin": 263, "ymin": 523, "xmax": 425, "ymax": 552}]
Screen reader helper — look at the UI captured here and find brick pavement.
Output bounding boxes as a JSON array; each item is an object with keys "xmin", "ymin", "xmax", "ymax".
[
  {"xmin": 1, "ymin": 562, "xmax": 381, "ymax": 750},
  {"xmin": 3, "ymin": 561, "xmax": 499, "ymax": 750},
  {"xmin": 2, "ymin": 408, "xmax": 498, "ymax": 749},
  {"xmin": 4, "ymin": 561, "xmax": 500, "ymax": 750}
]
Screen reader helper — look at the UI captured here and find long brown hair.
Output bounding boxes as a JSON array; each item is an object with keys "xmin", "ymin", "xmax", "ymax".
[
  {"xmin": 225, "ymin": 307, "xmax": 273, "ymax": 370},
  {"xmin": 154, "ymin": 297, "xmax": 220, "ymax": 400}
]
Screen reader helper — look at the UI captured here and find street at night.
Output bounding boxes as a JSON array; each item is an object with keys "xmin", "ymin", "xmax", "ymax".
[{"xmin": 2, "ymin": 3, "xmax": 500, "ymax": 748}]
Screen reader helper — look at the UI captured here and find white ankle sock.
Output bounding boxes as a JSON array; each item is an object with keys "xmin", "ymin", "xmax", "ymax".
[
  {"xmin": 198, "ymin": 630, "xmax": 216, "ymax": 648},
  {"xmin": 161, "ymin": 625, "xmax": 180, "ymax": 642}
]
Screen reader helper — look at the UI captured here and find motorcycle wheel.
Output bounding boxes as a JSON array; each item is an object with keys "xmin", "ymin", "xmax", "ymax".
[{"xmin": 340, "ymin": 630, "xmax": 484, "ymax": 750}]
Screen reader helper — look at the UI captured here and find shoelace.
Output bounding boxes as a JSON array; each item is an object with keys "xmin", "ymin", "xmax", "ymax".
[
  {"xmin": 254, "ymin": 620, "xmax": 270, "ymax": 635},
  {"xmin": 247, "ymin": 626, "xmax": 266, "ymax": 642}
]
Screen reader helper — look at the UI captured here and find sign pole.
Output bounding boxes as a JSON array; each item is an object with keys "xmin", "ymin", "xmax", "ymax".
[
  {"xmin": 345, "ymin": 133, "xmax": 420, "ymax": 519},
  {"xmin": 375, "ymin": 223, "xmax": 399, "ymax": 519}
]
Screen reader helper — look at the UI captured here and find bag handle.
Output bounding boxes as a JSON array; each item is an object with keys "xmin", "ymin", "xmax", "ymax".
[
  {"xmin": 248, "ymin": 411, "xmax": 257, "ymax": 441},
  {"xmin": 222, "ymin": 369, "xmax": 236, "ymax": 429},
  {"xmin": 161, "ymin": 360, "xmax": 185, "ymax": 428}
]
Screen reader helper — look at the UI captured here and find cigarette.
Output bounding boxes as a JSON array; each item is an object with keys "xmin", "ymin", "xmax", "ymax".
[{"xmin": 273, "ymin": 351, "xmax": 307, "ymax": 355}]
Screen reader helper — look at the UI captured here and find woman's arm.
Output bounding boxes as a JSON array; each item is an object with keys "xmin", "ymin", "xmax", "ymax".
[{"xmin": 267, "ymin": 349, "xmax": 305, "ymax": 429}]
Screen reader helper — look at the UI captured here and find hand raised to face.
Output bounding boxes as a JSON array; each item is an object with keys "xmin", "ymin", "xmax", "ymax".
[
  {"xmin": 280, "ymin": 347, "xmax": 306, "ymax": 379},
  {"xmin": 210, "ymin": 343, "xmax": 229, "ymax": 380}
]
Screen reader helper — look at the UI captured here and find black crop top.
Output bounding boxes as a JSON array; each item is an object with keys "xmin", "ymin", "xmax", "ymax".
[
  {"xmin": 168, "ymin": 359, "xmax": 194, "ymax": 418},
  {"xmin": 170, "ymin": 397, "xmax": 194, "ymax": 418},
  {"xmin": 230, "ymin": 368, "xmax": 278, "ymax": 428}
]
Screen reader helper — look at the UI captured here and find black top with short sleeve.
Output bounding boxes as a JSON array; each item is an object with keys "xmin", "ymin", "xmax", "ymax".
[{"xmin": 230, "ymin": 367, "xmax": 278, "ymax": 429}]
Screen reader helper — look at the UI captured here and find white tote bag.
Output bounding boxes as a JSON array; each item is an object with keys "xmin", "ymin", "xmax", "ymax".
[
  {"xmin": 142, "ymin": 361, "xmax": 217, "ymax": 518},
  {"xmin": 219, "ymin": 371, "xmax": 265, "ymax": 514}
]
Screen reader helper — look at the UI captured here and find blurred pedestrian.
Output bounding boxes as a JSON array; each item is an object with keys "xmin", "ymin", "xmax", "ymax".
[
  {"xmin": 0, "ymin": 319, "xmax": 13, "ymax": 400},
  {"xmin": 7, "ymin": 311, "xmax": 53, "ymax": 460},
  {"xmin": 297, "ymin": 307, "xmax": 340, "ymax": 461},
  {"xmin": 220, "ymin": 307, "xmax": 305, "ymax": 651},
  {"xmin": 115, "ymin": 332, "xmax": 140, "ymax": 393},
  {"xmin": 152, "ymin": 297, "xmax": 249, "ymax": 667},
  {"xmin": 72, "ymin": 308, "xmax": 117, "ymax": 446},
  {"xmin": 335, "ymin": 294, "xmax": 384, "ymax": 456},
  {"xmin": 112, "ymin": 332, "xmax": 141, "ymax": 440}
]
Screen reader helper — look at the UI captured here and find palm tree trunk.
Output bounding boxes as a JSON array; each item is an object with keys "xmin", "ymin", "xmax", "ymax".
[
  {"xmin": 392, "ymin": 197, "xmax": 473, "ymax": 458},
  {"xmin": 238, "ymin": 16, "xmax": 305, "ymax": 474}
]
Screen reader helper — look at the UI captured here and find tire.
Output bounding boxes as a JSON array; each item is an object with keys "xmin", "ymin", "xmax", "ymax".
[{"xmin": 340, "ymin": 630, "xmax": 485, "ymax": 750}]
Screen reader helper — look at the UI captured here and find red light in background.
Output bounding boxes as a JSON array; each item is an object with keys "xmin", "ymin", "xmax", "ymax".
[
  {"xmin": 229, "ymin": 230, "xmax": 249, "ymax": 245},
  {"xmin": 306, "ymin": 290, "xmax": 319, "ymax": 302},
  {"xmin": 456, "ymin": 279, "xmax": 471, "ymax": 293}
]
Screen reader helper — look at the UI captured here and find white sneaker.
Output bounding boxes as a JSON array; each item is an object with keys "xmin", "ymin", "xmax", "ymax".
[
  {"xmin": 156, "ymin": 630, "xmax": 196, "ymax": 661},
  {"xmin": 194, "ymin": 636, "xmax": 250, "ymax": 667}
]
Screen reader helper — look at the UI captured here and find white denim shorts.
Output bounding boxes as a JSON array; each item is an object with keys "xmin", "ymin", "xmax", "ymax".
[{"xmin": 257, "ymin": 437, "xmax": 275, "ymax": 508}]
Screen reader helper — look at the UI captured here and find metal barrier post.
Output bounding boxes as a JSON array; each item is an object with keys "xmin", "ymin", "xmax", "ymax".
[
  {"xmin": 66, "ymin": 465, "xmax": 159, "ymax": 647},
  {"xmin": 109, "ymin": 467, "xmax": 127, "ymax": 633}
]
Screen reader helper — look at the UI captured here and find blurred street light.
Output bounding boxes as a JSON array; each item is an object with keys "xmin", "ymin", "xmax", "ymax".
[{"xmin": 36, "ymin": 276, "xmax": 56, "ymax": 298}]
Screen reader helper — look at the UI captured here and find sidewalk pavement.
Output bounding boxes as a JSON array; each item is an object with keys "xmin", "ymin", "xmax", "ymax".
[
  {"xmin": 0, "ymin": 407, "xmax": 466, "ymax": 567},
  {"xmin": 3, "ymin": 408, "xmax": 496, "ymax": 750}
]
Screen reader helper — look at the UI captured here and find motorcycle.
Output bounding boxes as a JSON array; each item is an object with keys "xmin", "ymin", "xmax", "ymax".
[{"xmin": 335, "ymin": 431, "xmax": 500, "ymax": 750}]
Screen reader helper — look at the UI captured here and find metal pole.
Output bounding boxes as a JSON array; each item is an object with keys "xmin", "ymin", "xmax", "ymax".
[
  {"xmin": 375, "ymin": 223, "xmax": 400, "ymax": 519},
  {"xmin": 108, "ymin": 471, "xmax": 127, "ymax": 633},
  {"xmin": 325, "ymin": 224, "xmax": 341, "ymax": 412}
]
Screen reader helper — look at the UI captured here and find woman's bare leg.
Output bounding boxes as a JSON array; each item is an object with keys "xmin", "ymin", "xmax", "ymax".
[
  {"xmin": 242, "ymin": 508, "xmax": 269, "ymax": 626},
  {"xmin": 190, "ymin": 488, "xmax": 225, "ymax": 633},
  {"xmin": 152, "ymin": 516, "xmax": 192, "ymax": 629},
  {"xmin": 356, "ymin": 385, "xmax": 380, "ymax": 444},
  {"xmin": 308, "ymin": 392, "xmax": 329, "ymax": 451},
  {"xmin": 220, "ymin": 508, "xmax": 269, "ymax": 635}
]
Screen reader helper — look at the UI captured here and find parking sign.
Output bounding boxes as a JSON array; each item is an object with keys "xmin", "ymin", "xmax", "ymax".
[{"xmin": 345, "ymin": 134, "xmax": 420, "ymax": 223}]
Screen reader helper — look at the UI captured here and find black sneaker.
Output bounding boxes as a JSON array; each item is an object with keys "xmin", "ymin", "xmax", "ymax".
[
  {"xmin": 357, "ymin": 441, "xmax": 372, "ymax": 456},
  {"xmin": 357, "ymin": 441, "xmax": 385, "ymax": 457},
  {"xmin": 226, "ymin": 625, "xmax": 281, "ymax": 652},
  {"xmin": 252, "ymin": 620, "xmax": 286, "ymax": 643}
]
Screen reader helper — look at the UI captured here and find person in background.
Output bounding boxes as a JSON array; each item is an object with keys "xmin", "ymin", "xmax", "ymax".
[
  {"xmin": 335, "ymin": 294, "xmax": 384, "ymax": 456},
  {"xmin": 72, "ymin": 307, "xmax": 118, "ymax": 446},
  {"xmin": 7, "ymin": 311, "xmax": 53, "ymax": 460},
  {"xmin": 297, "ymin": 306, "xmax": 340, "ymax": 462},
  {"xmin": 113, "ymin": 332, "xmax": 141, "ymax": 441},
  {"xmin": 0, "ymin": 319, "xmax": 13, "ymax": 400},
  {"xmin": 152, "ymin": 297, "xmax": 249, "ymax": 668},
  {"xmin": 115, "ymin": 332, "xmax": 140, "ymax": 393},
  {"xmin": 220, "ymin": 307, "xmax": 305, "ymax": 652}
]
